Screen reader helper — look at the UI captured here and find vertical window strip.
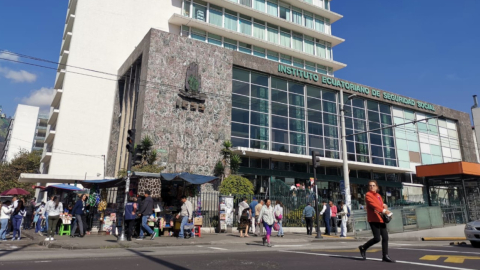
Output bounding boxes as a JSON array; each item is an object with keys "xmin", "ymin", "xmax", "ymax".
[{"xmin": 253, "ymin": 0, "xmax": 265, "ymax": 12}]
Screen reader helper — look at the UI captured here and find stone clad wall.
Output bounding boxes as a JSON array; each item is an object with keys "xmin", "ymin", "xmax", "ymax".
[{"xmin": 138, "ymin": 29, "xmax": 233, "ymax": 175}]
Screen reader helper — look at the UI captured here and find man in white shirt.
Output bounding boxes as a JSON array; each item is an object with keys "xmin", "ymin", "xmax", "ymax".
[
  {"xmin": 338, "ymin": 201, "xmax": 348, "ymax": 237},
  {"xmin": 319, "ymin": 201, "xmax": 332, "ymax": 235},
  {"xmin": 176, "ymin": 196, "xmax": 193, "ymax": 239}
]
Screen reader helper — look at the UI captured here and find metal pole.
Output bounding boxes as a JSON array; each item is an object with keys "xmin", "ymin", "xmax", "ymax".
[
  {"xmin": 312, "ymin": 154, "xmax": 322, "ymax": 239},
  {"xmin": 118, "ymin": 173, "xmax": 130, "ymax": 241},
  {"xmin": 339, "ymin": 90, "xmax": 351, "ymax": 210}
]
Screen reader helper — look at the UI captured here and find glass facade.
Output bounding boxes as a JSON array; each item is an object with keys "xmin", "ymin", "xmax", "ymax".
[
  {"xmin": 181, "ymin": 26, "xmax": 333, "ymax": 75},
  {"xmin": 231, "ymin": 67, "xmax": 461, "ymax": 169},
  {"xmin": 182, "ymin": 0, "xmax": 336, "ymax": 75},
  {"xmin": 393, "ymin": 107, "xmax": 461, "ymax": 170}
]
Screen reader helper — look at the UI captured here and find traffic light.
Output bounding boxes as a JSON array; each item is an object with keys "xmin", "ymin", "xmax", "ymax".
[
  {"xmin": 311, "ymin": 150, "xmax": 321, "ymax": 168},
  {"xmin": 133, "ymin": 145, "xmax": 143, "ymax": 166},
  {"xmin": 126, "ymin": 129, "xmax": 135, "ymax": 153}
]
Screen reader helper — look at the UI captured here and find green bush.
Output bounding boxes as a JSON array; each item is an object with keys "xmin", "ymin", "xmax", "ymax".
[{"xmin": 219, "ymin": 175, "xmax": 254, "ymax": 195}]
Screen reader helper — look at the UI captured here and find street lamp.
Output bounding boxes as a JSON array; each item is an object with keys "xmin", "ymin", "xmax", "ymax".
[
  {"xmin": 340, "ymin": 92, "xmax": 356, "ymax": 212},
  {"xmin": 311, "ymin": 151, "xmax": 323, "ymax": 239}
]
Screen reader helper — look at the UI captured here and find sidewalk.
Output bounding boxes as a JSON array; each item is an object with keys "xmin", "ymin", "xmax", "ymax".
[{"xmin": 23, "ymin": 230, "xmax": 356, "ymax": 250}]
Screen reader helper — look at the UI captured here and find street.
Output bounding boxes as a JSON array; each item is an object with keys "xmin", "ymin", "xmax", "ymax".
[{"xmin": 1, "ymin": 240, "xmax": 479, "ymax": 270}]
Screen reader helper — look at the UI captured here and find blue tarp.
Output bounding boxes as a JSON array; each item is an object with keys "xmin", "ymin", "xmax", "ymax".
[
  {"xmin": 160, "ymin": 173, "xmax": 218, "ymax": 185},
  {"xmin": 46, "ymin": 184, "xmax": 83, "ymax": 191}
]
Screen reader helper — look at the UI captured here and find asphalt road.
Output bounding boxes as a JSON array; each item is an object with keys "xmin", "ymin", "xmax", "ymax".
[{"xmin": 1, "ymin": 241, "xmax": 479, "ymax": 270}]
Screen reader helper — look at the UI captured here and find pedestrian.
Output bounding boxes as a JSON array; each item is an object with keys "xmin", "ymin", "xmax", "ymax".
[
  {"xmin": 320, "ymin": 201, "xmax": 331, "ymax": 235},
  {"xmin": 137, "ymin": 190, "xmax": 156, "ymax": 240},
  {"xmin": 44, "ymin": 196, "xmax": 54, "ymax": 233},
  {"xmin": 24, "ymin": 198, "xmax": 35, "ymax": 230},
  {"xmin": 71, "ymin": 194, "xmax": 87, "ymax": 238},
  {"xmin": 329, "ymin": 201, "xmax": 337, "ymax": 235},
  {"xmin": 359, "ymin": 180, "xmax": 395, "ymax": 263},
  {"xmin": 44, "ymin": 196, "xmax": 63, "ymax": 241},
  {"xmin": 34, "ymin": 202, "xmax": 45, "ymax": 236},
  {"xmin": 274, "ymin": 200, "xmax": 284, "ymax": 237},
  {"xmin": 12, "ymin": 200, "xmax": 26, "ymax": 241},
  {"xmin": 0, "ymin": 201, "xmax": 13, "ymax": 241},
  {"xmin": 301, "ymin": 183, "xmax": 306, "ymax": 190},
  {"xmin": 254, "ymin": 199, "xmax": 264, "ymax": 236},
  {"xmin": 337, "ymin": 201, "xmax": 348, "ymax": 237},
  {"xmin": 124, "ymin": 197, "xmax": 138, "ymax": 241},
  {"xmin": 249, "ymin": 197, "xmax": 258, "ymax": 235},
  {"xmin": 257, "ymin": 198, "xmax": 274, "ymax": 247},
  {"xmin": 176, "ymin": 195, "xmax": 193, "ymax": 239},
  {"xmin": 302, "ymin": 202, "xmax": 315, "ymax": 235},
  {"xmin": 237, "ymin": 197, "xmax": 250, "ymax": 238}
]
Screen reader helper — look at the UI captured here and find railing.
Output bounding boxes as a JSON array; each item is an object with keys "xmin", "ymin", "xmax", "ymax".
[{"xmin": 353, "ymin": 204, "xmax": 468, "ymax": 237}]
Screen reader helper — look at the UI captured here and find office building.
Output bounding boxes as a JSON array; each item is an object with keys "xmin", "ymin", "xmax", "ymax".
[{"xmin": 2, "ymin": 104, "xmax": 47, "ymax": 162}]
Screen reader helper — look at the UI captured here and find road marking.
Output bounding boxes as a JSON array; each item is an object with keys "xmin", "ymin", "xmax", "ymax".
[
  {"xmin": 420, "ymin": 255, "xmax": 480, "ymax": 264},
  {"xmin": 208, "ymin": 247, "xmax": 228, "ymax": 251},
  {"xmin": 35, "ymin": 261, "xmax": 52, "ymax": 263},
  {"xmin": 273, "ymin": 245, "xmax": 306, "ymax": 247},
  {"xmin": 395, "ymin": 248, "xmax": 480, "ymax": 255},
  {"xmin": 310, "ymin": 248, "xmax": 381, "ymax": 253},
  {"xmin": 279, "ymin": 250, "xmax": 477, "ymax": 270},
  {"xmin": 390, "ymin": 243, "xmax": 413, "ymax": 246}
]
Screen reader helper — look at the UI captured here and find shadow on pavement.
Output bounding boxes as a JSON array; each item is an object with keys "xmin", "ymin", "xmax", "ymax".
[
  {"xmin": 127, "ymin": 248, "xmax": 190, "ymax": 270},
  {"xmin": 0, "ymin": 243, "xmax": 35, "ymax": 259}
]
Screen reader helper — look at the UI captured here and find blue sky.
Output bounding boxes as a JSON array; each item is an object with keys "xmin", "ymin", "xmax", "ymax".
[{"xmin": 0, "ymin": 0, "xmax": 479, "ymax": 118}]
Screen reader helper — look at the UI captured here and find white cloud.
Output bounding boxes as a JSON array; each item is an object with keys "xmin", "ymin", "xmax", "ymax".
[
  {"xmin": 0, "ymin": 66, "xmax": 37, "ymax": 83},
  {"xmin": 0, "ymin": 50, "xmax": 20, "ymax": 62},
  {"xmin": 21, "ymin": 87, "xmax": 56, "ymax": 110}
]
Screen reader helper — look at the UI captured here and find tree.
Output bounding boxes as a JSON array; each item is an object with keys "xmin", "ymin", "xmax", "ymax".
[
  {"xmin": 214, "ymin": 140, "xmax": 241, "ymax": 181},
  {"xmin": 118, "ymin": 135, "xmax": 163, "ymax": 178},
  {"xmin": 219, "ymin": 175, "xmax": 254, "ymax": 195},
  {"xmin": 0, "ymin": 150, "xmax": 41, "ymax": 198}
]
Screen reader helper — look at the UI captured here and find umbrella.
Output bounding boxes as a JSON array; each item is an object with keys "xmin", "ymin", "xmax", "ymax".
[{"xmin": 0, "ymin": 188, "xmax": 30, "ymax": 196}]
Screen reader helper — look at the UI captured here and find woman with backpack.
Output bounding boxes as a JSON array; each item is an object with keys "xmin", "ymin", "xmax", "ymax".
[
  {"xmin": 274, "ymin": 200, "xmax": 284, "ymax": 237},
  {"xmin": 237, "ymin": 197, "xmax": 250, "ymax": 238},
  {"xmin": 257, "ymin": 199, "xmax": 274, "ymax": 247},
  {"xmin": 12, "ymin": 200, "xmax": 26, "ymax": 240}
]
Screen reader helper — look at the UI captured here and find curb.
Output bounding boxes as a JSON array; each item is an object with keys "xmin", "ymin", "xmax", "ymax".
[
  {"xmin": 41, "ymin": 237, "xmax": 360, "ymax": 250},
  {"xmin": 422, "ymin": 237, "xmax": 467, "ymax": 241}
]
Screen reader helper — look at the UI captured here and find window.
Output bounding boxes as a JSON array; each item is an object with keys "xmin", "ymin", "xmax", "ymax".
[
  {"xmin": 304, "ymin": 12, "xmax": 314, "ymax": 29},
  {"xmin": 224, "ymin": 37, "xmax": 237, "ymax": 50},
  {"xmin": 316, "ymin": 41, "xmax": 326, "ymax": 58},
  {"xmin": 253, "ymin": 46, "xmax": 266, "ymax": 57},
  {"xmin": 240, "ymin": 16, "xmax": 252, "ymax": 35},
  {"xmin": 183, "ymin": 1, "xmax": 191, "ymax": 17},
  {"xmin": 292, "ymin": 7, "xmax": 302, "ymax": 25},
  {"xmin": 315, "ymin": 17, "xmax": 325, "ymax": 33},
  {"xmin": 279, "ymin": 5, "xmax": 290, "ymax": 21},
  {"xmin": 208, "ymin": 7, "xmax": 222, "ymax": 27},
  {"xmin": 267, "ymin": 0, "xmax": 278, "ymax": 16},
  {"xmin": 253, "ymin": 0, "xmax": 265, "ymax": 12},
  {"xmin": 267, "ymin": 25, "xmax": 279, "ymax": 44},
  {"xmin": 224, "ymin": 10, "xmax": 238, "ymax": 31},
  {"xmin": 304, "ymin": 36, "xmax": 314, "ymax": 55},
  {"xmin": 253, "ymin": 21, "xmax": 266, "ymax": 40},
  {"xmin": 239, "ymin": 42, "xmax": 252, "ymax": 54},
  {"xmin": 280, "ymin": 53, "xmax": 292, "ymax": 65},
  {"xmin": 267, "ymin": 50, "xmax": 279, "ymax": 61},
  {"xmin": 191, "ymin": 27, "xmax": 206, "ymax": 41},
  {"xmin": 279, "ymin": 28, "xmax": 291, "ymax": 48},
  {"xmin": 292, "ymin": 32, "xmax": 303, "ymax": 51},
  {"xmin": 192, "ymin": 1, "xmax": 206, "ymax": 21}
]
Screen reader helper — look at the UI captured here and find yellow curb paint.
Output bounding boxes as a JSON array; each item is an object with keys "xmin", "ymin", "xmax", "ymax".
[
  {"xmin": 420, "ymin": 255, "xmax": 480, "ymax": 264},
  {"xmin": 422, "ymin": 237, "xmax": 467, "ymax": 241}
]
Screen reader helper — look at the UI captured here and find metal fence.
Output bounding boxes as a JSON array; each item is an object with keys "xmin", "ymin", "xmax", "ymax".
[{"xmin": 353, "ymin": 204, "xmax": 469, "ymax": 237}]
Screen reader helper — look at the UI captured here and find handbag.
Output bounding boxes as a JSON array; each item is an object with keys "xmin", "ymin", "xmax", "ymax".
[
  {"xmin": 381, "ymin": 212, "xmax": 392, "ymax": 224},
  {"xmin": 273, "ymin": 222, "xmax": 280, "ymax": 231}
]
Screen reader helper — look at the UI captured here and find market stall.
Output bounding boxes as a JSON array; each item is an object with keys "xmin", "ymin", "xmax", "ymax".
[{"xmin": 123, "ymin": 172, "xmax": 218, "ymax": 238}]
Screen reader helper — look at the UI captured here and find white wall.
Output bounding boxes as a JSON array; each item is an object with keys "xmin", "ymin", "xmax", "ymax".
[
  {"xmin": 5, "ymin": 105, "xmax": 39, "ymax": 162},
  {"xmin": 47, "ymin": 0, "xmax": 181, "ymax": 177}
]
